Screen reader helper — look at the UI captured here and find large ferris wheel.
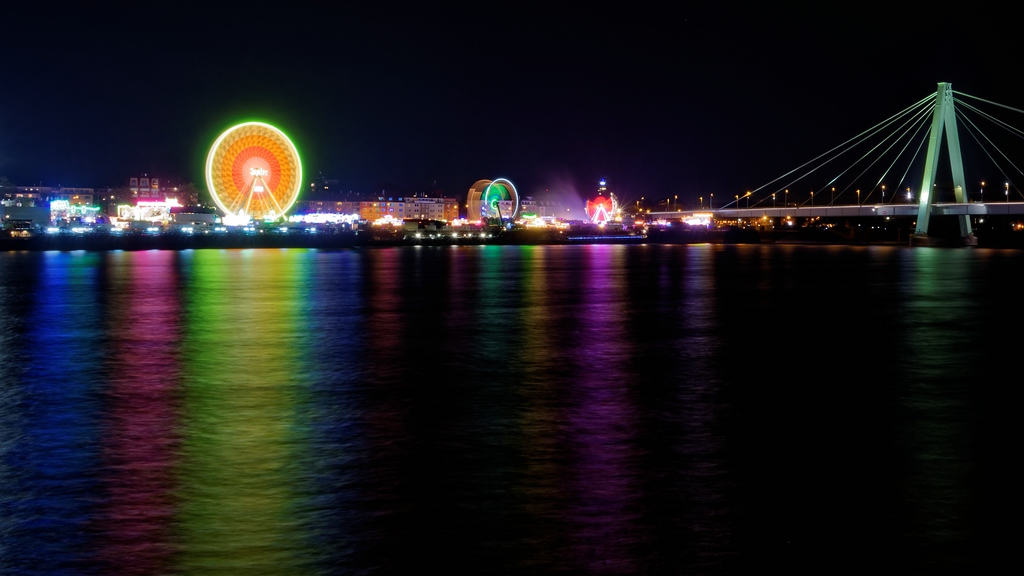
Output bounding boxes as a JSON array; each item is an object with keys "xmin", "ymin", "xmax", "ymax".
[{"xmin": 205, "ymin": 122, "xmax": 302, "ymax": 221}]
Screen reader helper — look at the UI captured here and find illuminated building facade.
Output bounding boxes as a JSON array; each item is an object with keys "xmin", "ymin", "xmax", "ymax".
[
  {"xmin": 130, "ymin": 177, "xmax": 161, "ymax": 200},
  {"xmin": 297, "ymin": 200, "xmax": 362, "ymax": 215},
  {"xmin": 519, "ymin": 198, "xmax": 566, "ymax": 219},
  {"xmin": 50, "ymin": 199, "xmax": 102, "ymax": 224},
  {"xmin": 10, "ymin": 186, "xmax": 94, "ymax": 206},
  {"xmin": 298, "ymin": 196, "xmax": 459, "ymax": 222},
  {"xmin": 9, "ymin": 187, "xmax": 48, "ymax": 206},
  {"xmin": 3, "ymin": 186, "xmax": 100, "ymax": 226},
  {"xmin": 404, "ymin": 197, "xmax": 459, "ymax": 221},
  {"xmin": 117, "ymin": 198, "xmax": 182, "ymax": 224},
  {"xmin": 361, "ymin": 199, "xmax": 406, "ymax": 221}
]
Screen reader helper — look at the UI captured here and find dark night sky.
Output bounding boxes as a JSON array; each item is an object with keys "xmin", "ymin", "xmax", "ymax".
[{"xmin": 2, "ymin": 3, "xmax": 1018, "ymax": 206}]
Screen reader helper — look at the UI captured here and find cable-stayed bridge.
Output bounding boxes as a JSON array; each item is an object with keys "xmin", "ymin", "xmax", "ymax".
[{"xmin": 659, "ymin": 82, "xmax": 1024, "ymax": 245}]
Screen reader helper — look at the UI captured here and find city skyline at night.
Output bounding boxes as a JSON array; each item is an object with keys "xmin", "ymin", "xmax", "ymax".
[
  {"xmin": 3, "ymin": 6, "xmax": 1020, "ymax": 569},
  {"xmin": 3, "ymin": 5, "xmax": 1017, "ymax": 207}
]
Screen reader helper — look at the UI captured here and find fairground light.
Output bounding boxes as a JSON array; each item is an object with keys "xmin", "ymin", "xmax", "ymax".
[{"xmin": 205, "ymin": 122, "xmax": 302, "ymax": 225}]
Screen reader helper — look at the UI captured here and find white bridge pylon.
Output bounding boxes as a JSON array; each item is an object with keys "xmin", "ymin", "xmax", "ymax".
[{"xmin": 912, "ymin": 82, "xmax": 974, "ymax": 243}]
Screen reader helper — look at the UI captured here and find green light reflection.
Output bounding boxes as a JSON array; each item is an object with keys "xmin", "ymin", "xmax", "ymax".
[{"xmin": 176, "ymin": 249, "xmax": 314, "ymax": 575}]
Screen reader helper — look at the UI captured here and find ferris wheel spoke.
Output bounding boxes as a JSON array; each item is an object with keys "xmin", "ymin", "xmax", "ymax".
[
  {"xmin": 226, "ymin": 192, "xmax": 245, "ymax": 215},
  {"xmin": 243, "ymin": 183, "xmax": 257, "ymax": 216},
  {"xmin": 262, "ymin": 183, "xmax": 286, "ymax": 216},
  {"xmin": 227, "ymin": 179, "xmax": 252, "ymax": 215}
]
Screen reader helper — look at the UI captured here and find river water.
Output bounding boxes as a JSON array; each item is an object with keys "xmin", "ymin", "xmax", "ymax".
[{"xmin": 0, "ymin": 244, "xmax": 1016, "ymax": 574}]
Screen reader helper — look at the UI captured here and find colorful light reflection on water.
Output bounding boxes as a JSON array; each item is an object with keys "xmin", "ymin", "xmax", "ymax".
[{"xmin": 0, "ymin": 245, "xmax": 1017, "ymax": 574}]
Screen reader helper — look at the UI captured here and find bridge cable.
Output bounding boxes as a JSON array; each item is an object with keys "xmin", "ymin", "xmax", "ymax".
[
  {"xmin": 953, "ymin": 92, "xmax": 1024, "ymax": 197},
  {"xmin": 764, "ymin": 100, "xmax": 933, "ymax": 208},
  {"xmin": 954, "ymin": 91, "xmax": 1024, "ymax": 117},
  {"xmin": 745, "ymin": 94, "xmax": 934, "ymax": 204},
  {"xmin": 955, "ymin": 108, "xmax": 1023, "ymax": 198},
  {"xmin": 955, "ymin": 97, "xmax": 1024, "ymax": 196},
  {"xmin": 758, "ymin": 96, "xmax": 934, "ymax": 207},
  {"xmin": 861, "ymin": 106, "xmax": 937, "ymax": 204},
  {"xmin": 829, "ymin": 101, "xmax": 935, "ymax": 205},
  {"xmin": 778, "ymin": 97, "xmax": 935, "ymax": 207},
  {"xmin": 954, "ymin": 98, "xmax": 1024, "ymax": 140},
  {"xmin": 888, "ymin": 120, "xmax": 933, "ymax": 204}
]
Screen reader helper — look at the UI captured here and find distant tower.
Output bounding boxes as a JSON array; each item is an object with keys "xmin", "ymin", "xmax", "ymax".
[{"xmin": 598, "ymin": 179, "xmax": 620, "ymax": 220}]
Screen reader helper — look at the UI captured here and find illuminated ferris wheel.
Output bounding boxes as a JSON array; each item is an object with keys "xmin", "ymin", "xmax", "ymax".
[
  {"xmin": 205, "ymin": 122, "xmax": 302, "ymax": 221},
  {"xmin": 468, "ymin": 178, "xmax": 519, "ymax": 221}
]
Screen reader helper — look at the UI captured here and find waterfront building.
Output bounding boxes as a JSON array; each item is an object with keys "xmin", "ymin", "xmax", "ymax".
[
  {"xmin": 271, "ymin": 174, "xmax": 465, "ymax": 225},
  {"xmin": 13, "ymin": 186, "xmax": 54, "ymax": 205},
  {"xmin": 297, "ymin": 199, "xmax": 362, "ymax": 215},
  {"xmin": 50, "ymin": 187, "xmax": 95, "ymax": 206},
  {"xmin": 126, "ymin": 177, "xmax": 201, "ymax": 206},
  {"xmin": 8, "ymin": 185, "xmax": 112, "ymax": 209},
  {"xmin": 358, "ymin": 196, "xmax": 460, "ymax": 222},
  {"xmin": 169, "ymin": 205, "xmax": 217, "ymax": 226},
  {"xmin": 404, "ymin": 196, "xmax": 459, "ymax": 221},
  {"xmin": 520, "ymin": 197, "xmax": 565, "ymax": 219},
  {"xmin": 129, "ymin": 176, "xmax": 161, "ymax": 200},
  {"xmin": 7, "ymin": 187, "xmax": 47, "ymax": 206},
  {"xmin": 308, "ymin": 174, "xmax": 342, "ymax": 197},
  {"xmin": 361, "ymin": 198, "xmax": 405, "ymax": 221},
  {"xmin": 4, "ymin": 185, "xmax": 98, "ymax": 226},
  {"xmin": 0, "ymin": 204, "xmax": 50, "ymax": 228}
]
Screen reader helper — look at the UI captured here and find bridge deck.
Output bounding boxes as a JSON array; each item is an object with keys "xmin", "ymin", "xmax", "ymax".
[{"xmin": 652, "ymin": 202, "xmax": 1024, "ymax": 219}]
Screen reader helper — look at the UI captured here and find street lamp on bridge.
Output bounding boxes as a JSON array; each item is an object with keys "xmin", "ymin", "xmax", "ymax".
[
  {"xmin": 882, "ymin": 185, "xmax": 885, "ymax": 204},
  {"xmin": 773, "ymin": 193, "xmax": 776, "ymax": 207},
  {"xmin": 831, "ymin": 187, "xmax": 835, "ymax": 206},
  {"xmin": 710, "ymin": 193, "xmax": 714, "ymax": 209},
  {"xmin": 1006, "ymin": 182, "xmax": 1010, "ymax": 202},
  {"xmin": 810, "ymin": 191, "xmax": 814, "ymax": 207},
  {"xmin": 981, "ymin": 181, "xmax": 985, "ymax": 203},
  {"xmin": 856, "ymin": 189, "xmax": 860, "ymax": 206},
  {"xmin": 785, "ymin": 189, "xmax": 788, "ymax": 206}
]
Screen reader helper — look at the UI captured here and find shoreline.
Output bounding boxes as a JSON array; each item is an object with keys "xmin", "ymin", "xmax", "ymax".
[{"xmin": 4, "ymin": 227, "xmax": 1024, "ymax": 251}]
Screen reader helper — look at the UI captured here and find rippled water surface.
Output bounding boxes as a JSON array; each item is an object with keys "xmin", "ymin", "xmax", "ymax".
[{"xmin": 0, "ymin": 245, "xmax": 1017, "ymax": 574}]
